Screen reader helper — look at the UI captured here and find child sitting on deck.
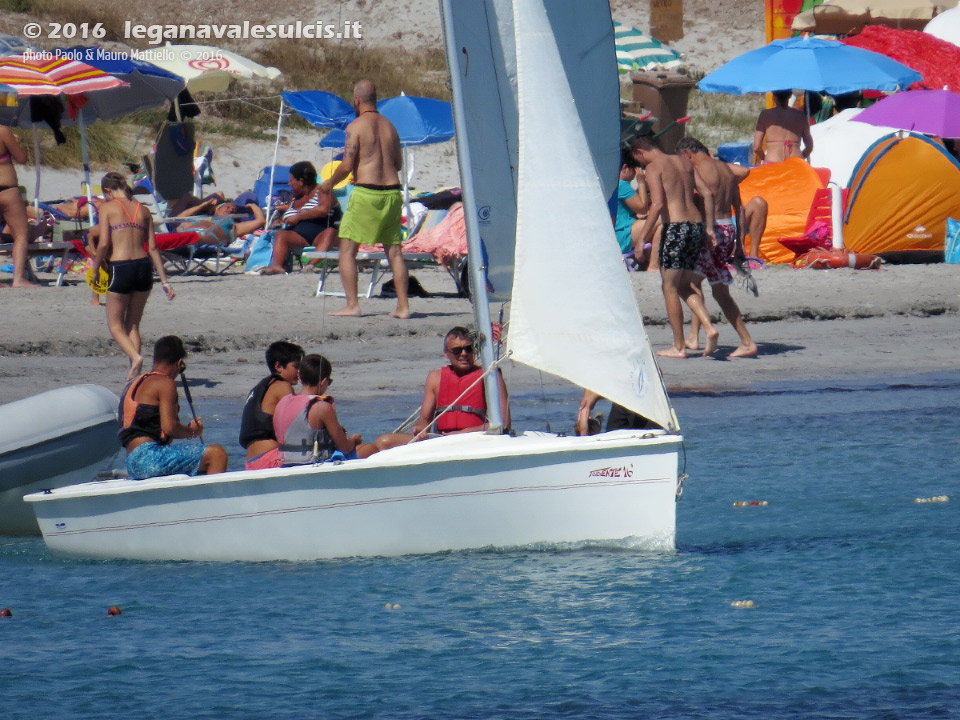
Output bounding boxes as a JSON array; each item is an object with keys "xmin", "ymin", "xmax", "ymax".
[{"xmin": 273, "ymin": 354, "xmax": 378, "ymax": 466}]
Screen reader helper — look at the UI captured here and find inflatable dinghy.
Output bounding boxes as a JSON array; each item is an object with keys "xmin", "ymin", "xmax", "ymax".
[{"xmin": 0, "ymin": 385, "xmax": 119, "ymax": 535}]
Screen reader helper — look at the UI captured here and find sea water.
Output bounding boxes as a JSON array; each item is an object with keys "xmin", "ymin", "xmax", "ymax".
[{"xmin": 1, "ymin": 371, "xmax": 958, "ymax": 719}]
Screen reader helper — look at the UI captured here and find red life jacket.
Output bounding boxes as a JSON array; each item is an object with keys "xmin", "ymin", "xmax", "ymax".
[{"xmin": 435, "ymin": 366, "xmax": 486, "ymax": 433}]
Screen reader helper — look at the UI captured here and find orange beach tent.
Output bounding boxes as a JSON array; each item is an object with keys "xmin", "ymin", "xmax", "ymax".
[
  {"xmin": 843, "ymin": 132, "xmax": 960, "ymax": 255},
  {"xmin": 739, "ymin": 157, "xmax": 827, "ymax": 264}
]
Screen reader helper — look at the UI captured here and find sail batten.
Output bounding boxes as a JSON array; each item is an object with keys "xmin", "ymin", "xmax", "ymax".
[{"xmin": 506, "ymin": 0, "xmax": 676, "ymax": 431}]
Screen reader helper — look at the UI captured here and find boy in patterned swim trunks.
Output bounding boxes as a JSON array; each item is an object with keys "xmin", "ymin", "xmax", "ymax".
[
  {"xmin": 676, "ymin": 137, "xmax": 757, "ymax": 358},
  {"xmin": 630, "ymin": 135, "xmax": 719, "ymax": 358}
]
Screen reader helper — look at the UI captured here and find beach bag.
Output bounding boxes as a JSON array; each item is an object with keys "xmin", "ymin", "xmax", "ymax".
[
  {"xmin": 245, "ymin": 229, "xmax": 276, "ymax": 272},
  {"xmin": 380, "ymin": 276, "xmax": 430, "ymax": 298},
  {"xmin": 946, "ymin": 218, "xmax": 960, "ymax": 264}
]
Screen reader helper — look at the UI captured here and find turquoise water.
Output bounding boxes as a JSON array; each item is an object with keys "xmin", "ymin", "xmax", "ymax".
[{"xmin": 1, "ymin": 372, "xmax": 958, "ymax": 718}]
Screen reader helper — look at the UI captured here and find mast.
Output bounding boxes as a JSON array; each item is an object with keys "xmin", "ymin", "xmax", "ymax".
[{"xmin": 440, "ymin": 0, "xmax": 505, "ymax": 433}]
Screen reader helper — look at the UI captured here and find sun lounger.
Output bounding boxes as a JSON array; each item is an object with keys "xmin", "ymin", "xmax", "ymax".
[
  {"xmin": 134, "ymin": 187, "xmax": 241, "ymax": 276},
  {"xmin": 0, "ymin": 241, "xmax": 81, "ymax": 287},
  {"xmin": 152, "ymin": 230, "xmax": 242, "ymax": 275},
  {"xmin": 301, "ymin": 250, "xmax": 435, "ymax": 298}
]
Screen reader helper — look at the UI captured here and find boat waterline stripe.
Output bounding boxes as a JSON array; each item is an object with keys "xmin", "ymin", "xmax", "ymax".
[{"xmin": 45, "ymin": 476, "xmax": 673, "ymax": 537}]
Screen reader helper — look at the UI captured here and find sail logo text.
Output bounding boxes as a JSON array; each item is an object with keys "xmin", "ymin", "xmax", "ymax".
[{"xmin": 588, "ymin": 465, "xmax": 634, "ymax": 478}]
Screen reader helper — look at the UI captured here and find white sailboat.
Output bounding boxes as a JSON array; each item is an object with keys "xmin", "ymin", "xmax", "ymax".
[{"xmin": 25, "ymin": 0, "xmax": 684, "ymax": 562}]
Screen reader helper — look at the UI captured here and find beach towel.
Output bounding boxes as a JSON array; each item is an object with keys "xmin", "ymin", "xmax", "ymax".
[
  {"xmin": 403, "ymin": 202, "xmax": 468, "ymax": 263},
  {"xmin": 946, "ymin": 218, "xmax": 960, "ymax": 264}
]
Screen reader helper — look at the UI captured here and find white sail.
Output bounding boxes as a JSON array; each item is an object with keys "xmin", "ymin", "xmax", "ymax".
[
  {"xmin": 443, "ymin": 0, "xmax": 621, "ymax": 302},
  {"xmin": 507, "ymin": 0, "xmax": 677, "ymax": 432}
]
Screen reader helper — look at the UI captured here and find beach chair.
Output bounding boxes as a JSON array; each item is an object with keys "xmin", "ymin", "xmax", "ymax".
[
  {"xmin": 134, "ymin": 188, "xmax": 238, "ymax": 276},
  {"xmin": 777, "ymin": 187, "xmax": 849, "ymax": 258},
  {"xmin": 301, "ymin": 249, "xmax": 436, "ymax": 298},
  {"xmin": 0, "ymin": 240, "xmax": 82, "ymax": 287},
  {"xmin": 193, "ymin": 142, "xmax": 214, "ymax": 197}
]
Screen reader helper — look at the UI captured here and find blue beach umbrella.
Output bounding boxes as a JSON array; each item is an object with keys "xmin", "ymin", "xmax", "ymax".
[
  {"xmin": 282, "ymin": 90, "xmax": 354, "ymax": 129},
  {"xmin": 55, "ymin": 47, "xmax": 185, "ymax": 121},
  {"xmin": 698, "ymin": 36, "xmax": 923, "ymax": 95},
  {"xmin": 320, "ymin": 93, "xmax": 454, "ymax": 148}
]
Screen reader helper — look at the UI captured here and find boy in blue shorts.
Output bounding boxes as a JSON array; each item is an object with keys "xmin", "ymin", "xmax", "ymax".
[{"xmin": 119, "ymin": 335, "xmax": 228, "ymax": 480}]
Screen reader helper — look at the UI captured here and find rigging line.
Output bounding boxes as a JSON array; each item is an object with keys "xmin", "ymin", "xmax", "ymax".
[
  {"xmin": 537, "ymin": 370, "xmax": 551, "ymax": 433},
  {"xmin": 407, "ymin": 350, "xmax": 513, "ymax": 443},
  {"xmin": 392, "ymin": 406, "xmax": 423, "ymax": 434},
  {"xmin": 185, "ymin": 94, "xmax": 286, "ymax": 104}
]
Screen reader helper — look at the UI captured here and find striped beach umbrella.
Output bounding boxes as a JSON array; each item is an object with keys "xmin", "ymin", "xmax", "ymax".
[
  {"xmin": 0, "ymin": 53, "xmax": 127, "ymax": 209},
  {"xmin": 0, "ymin": 53, "xmax": 126, "ymax": 96},
  {"xmin": 613, "ymin": 22, "xmax": 682, "ymax": 75}
]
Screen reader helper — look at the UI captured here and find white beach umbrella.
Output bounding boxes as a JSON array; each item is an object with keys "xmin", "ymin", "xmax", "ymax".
[
  {"xmin": 925, "ymin": 5, "xmax": 960, "ymax": 46},
  {"xmin": 148, "ymin": 44, "xmax": 280, "ymax": 93}
]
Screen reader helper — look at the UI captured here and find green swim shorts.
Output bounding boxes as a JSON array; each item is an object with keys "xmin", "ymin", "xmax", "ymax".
[{"xmin": 338, "ymin": 185, "xmax": 403, "ymax": 247}]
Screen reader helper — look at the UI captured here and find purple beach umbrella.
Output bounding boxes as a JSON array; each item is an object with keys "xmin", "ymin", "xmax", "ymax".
[{"xmin": 852, "ymin": 88, "xmax": 960, "ymax": 138}]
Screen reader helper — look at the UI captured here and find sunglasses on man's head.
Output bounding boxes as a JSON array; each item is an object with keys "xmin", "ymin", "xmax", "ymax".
[{"xmin": 447, "ymin": 345, "xmax": 474, "ymax": 356}]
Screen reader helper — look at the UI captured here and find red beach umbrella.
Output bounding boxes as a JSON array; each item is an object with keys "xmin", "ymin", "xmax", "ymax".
[{"xmin": 841, "ymin": 25, "xmax": 960, "ymax": 92}]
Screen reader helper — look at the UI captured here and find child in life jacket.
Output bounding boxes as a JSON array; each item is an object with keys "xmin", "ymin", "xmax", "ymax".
[{"xmin": 272, "ymin": 354, "xmax": 378, "ymax": 465}]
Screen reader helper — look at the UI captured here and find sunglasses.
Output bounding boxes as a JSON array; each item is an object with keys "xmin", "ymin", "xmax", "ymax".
[{"xmin": 447, "ymin": 345, "xmax": 474, "ymax": 356}]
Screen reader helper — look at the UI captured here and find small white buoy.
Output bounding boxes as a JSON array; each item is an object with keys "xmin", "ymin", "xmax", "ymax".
[
  {"xmin": 730, "ymin": 600, "xmax": 755, "ymax": 609},
  {"xmin": 733, "ymin": 501, "xmax": 768, "ymax": 508},
  {"xmin": 914, "ymin": 495, "xmax": 949, "ymax": 504},
  {"xmin": 384, "ymin": 603, "xmax": 401, "ymax": 611}
]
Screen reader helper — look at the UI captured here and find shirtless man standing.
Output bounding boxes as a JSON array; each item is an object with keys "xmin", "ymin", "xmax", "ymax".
[
  {"xmin": 319, "ymin": 79, "xmax": 409, "ymax": 319},
  {"xmin": 676, "ymin": 137, "xmax": 758, "ymax": 358},
  {"xmin": 631, "ymin": 135, "xmax": 719, "ymax": 358},
  {"xmin": 754, "ymin": 90, "xmax": 813, "ymax": 164}
]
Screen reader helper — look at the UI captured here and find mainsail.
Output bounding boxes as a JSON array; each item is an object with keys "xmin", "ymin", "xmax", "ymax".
[
  {"xmin": 441, "ymin": 0, "xmax": 621, "ymax": 302},
  {"xmin": 506, "ymin": 0, "xmax": 678, "ymax": 431}
]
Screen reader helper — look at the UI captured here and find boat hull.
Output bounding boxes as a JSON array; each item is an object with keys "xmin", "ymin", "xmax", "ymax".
[
  {"xmin": 0, "ymin": 385, "xmax": 119, "ymax": 535},
  {"xmin": 27, "ymin": 431, "xmax": 681, "ymax": 561}
]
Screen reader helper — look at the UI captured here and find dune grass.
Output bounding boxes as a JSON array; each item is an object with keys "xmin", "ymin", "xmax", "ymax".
[
  {"xmin": 686, "ymin": 90, "xmax": 765, "ymax": 148},
  {"xmin": 21, "ymin": 123, "xmax": 132, "ymax": 170}
]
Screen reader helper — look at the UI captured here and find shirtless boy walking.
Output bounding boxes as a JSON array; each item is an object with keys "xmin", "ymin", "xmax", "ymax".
[
  {"xmin": 630, "ymin": 135, "xmax": 719, "ymax": 358},
  {"xmin": 320, "ymin": 79, "xmax": 409, "ymax": 319},
  {"xmin": 676, "ymin": 137, "xmax": 758, "ymax": 358}
]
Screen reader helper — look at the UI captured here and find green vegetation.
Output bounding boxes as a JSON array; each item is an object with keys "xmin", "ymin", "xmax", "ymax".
[
  {"xmin": 23, "ymin": 122, "xmax": 131, "ymax": 169},
  {"xmin": 255, "ymin": 43, "xmax": 449, "ymax": 101},
  {"xmin": 686, "ymin": 90, "xmax": 765, "ymax": 148}
]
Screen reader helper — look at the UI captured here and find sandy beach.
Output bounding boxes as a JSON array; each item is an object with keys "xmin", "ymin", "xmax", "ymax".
[
  {"xmin": 1, "ymin": 1, "xmax": 957, "ymax": 414},
  {"xmin": 1, "ymin": 262, "xmax": 958, "ymax": 409}
]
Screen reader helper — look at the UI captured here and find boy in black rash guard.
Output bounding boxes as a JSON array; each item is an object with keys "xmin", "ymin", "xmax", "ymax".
[{"xmin": 239, "ymin": 340, "xmax": 304, "ymax": 470}]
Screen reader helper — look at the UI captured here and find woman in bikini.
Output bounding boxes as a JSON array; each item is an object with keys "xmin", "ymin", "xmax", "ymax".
[
  {"xmin": 0, "ymin": 127, "xmax": 36, "ymax": 288},
  {"xmin": 261, "ymin": 161, "xmax": 342, "ymax": 275},
  {"xmin": 91, "ymin": 172, "xmax": 175, "ymax": 380}
]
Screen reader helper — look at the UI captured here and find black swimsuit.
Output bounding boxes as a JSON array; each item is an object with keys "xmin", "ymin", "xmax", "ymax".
[{"xmin": 108, "ymin": 258, "xmax": 153, "ymax": 294}]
